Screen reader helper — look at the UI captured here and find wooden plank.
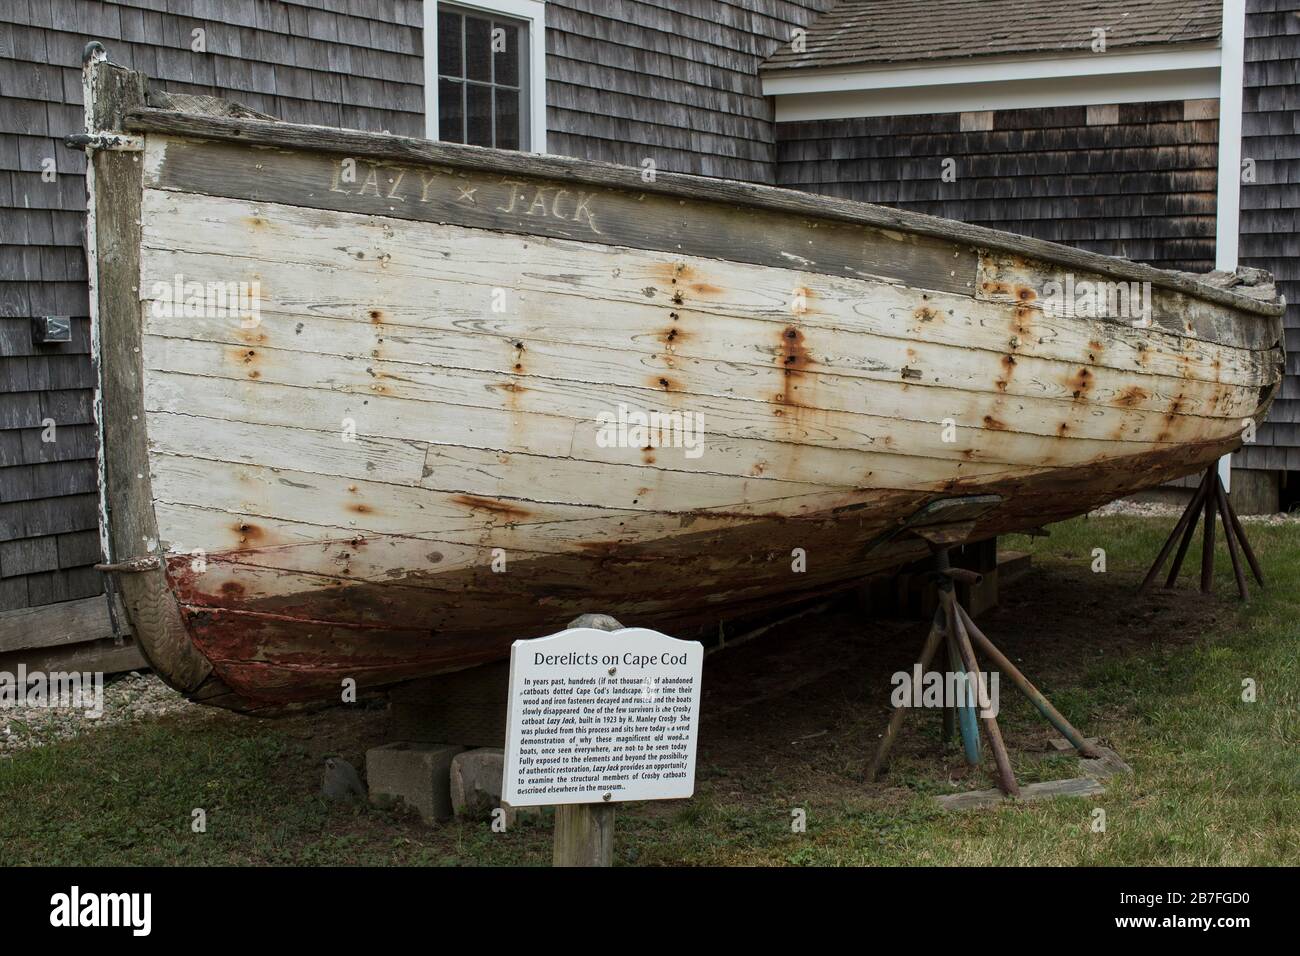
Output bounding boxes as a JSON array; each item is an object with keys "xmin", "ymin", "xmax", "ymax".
[
  {"xmin": 150, "ymin": 502, "xmax": 562, "ymax": 576},
  {"xmin": 141, "ymin": 135, "xmax": 977, "ymax": 297},
  {"xmin": 935, "ymin": 776, "xmax": 1105, "ymax": 811},
  {"xmin": 169, "ymin": 557, "xmax": 866, "ymax": 629},
  {"xmin": 978, "ymin": 253, "xmax": 1279, "ymax": 352},
  {"xmin": 145, "ymin": 410, "xmax": 429, "ymax": 487},
  {"xmin": 0, "ymin": 636, "xmax": 146, "ymax": 676},
  {"xmin": 145, "ymin": 501, "xmax": 936, "ymax": 618},
  {"xmin": 142, "ymin": 327, "xmax": 1263, "ymax": 455},
  {"xmin": 0, "ymin": 593, "xmax": 127, "ymax": 652},
  {"xmin": 138, "ymin": 188, "xmax": 1275, "ymax": 389},
  {"xmin": 144, "ymin": 453, "xmax": 884, "ymax": 547},
  {"xmin": 141, "ymin": 372, "xmax": 1029, "ymax": 489},
  {"xmin": 125, "ymin": 111, "xmax": 1286, "ymax": 318},
  {"xmin": 138, "ymin": 291, "xmax": 1271, "ymax": 445},
  {"xmin": 147, "ymin": 408, "xmax": 845, "ymax": 513},
  {"xmin": 1079, "ymin": 745, "xmax": 1134, "ymax": 780},
  {"xmin": 140, "ymin": 360, "xmax": 1235, "ymax": 480}
]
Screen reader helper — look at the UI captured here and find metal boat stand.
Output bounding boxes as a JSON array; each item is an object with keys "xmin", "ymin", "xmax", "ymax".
[
  {"xmin": 865, "ymin": 545, "xmax": 1103, "ymax": 799},
  {"xmin": 1139, "ymin": 463, "xmax": 1265, "ymax": 601}
]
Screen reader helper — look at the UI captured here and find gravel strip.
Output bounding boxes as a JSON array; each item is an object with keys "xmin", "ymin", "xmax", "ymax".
[
  {"xmin": 1089, "ymin": 497, "xmax": 1300, "ymax": 525},
  {"xmin": 1087, "ymin": 500, "xmax": 1183, "ymax": 519},
  {"xmin": 1, "ymin": 671, "xmax": 195, "ymax": 757}
]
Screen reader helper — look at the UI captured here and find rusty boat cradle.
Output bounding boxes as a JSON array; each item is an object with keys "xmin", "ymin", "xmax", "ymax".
[{"xmin": 77, "ymin": 53, "xmax": 1286, "ymax": 714}]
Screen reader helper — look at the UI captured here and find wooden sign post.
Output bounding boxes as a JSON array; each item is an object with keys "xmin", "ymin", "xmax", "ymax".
[{"xmin": 502, "ymin": 614, "xmax": 703, "ymax": 867}]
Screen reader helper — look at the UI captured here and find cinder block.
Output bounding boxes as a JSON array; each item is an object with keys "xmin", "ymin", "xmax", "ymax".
[
  {"xmin": 366, "ymin": 742, "xmax": 465, "ymax": 823},
  {"xmin": 451, "ymin": 747, "xmax": 539, "ymax": 825}
]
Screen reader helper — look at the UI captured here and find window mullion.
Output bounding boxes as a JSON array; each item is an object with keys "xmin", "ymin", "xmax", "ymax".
[{"xmin": 461, "ymin": 13, "xmax": 468, "ymax": 145}]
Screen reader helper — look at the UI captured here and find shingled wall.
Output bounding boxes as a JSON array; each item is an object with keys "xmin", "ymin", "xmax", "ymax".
[
  {"xmin": 1236, "ymin": 0, "xmax": 1300, "ymax": 474},
  {"xmin": 546, "ymin": 0, "xmax": 833, "ymax": 181},
  {"xmin": 1, "ymin": 0, "xmax": 430, "ymax": 621},
  {"xmin": 774, "ymin": 100, "xmax": 1222, "ymax": 274}
]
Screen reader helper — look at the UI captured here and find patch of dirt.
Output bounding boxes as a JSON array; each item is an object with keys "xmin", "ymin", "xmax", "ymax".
[
  {"xmin": 5, "ymin": 561, "xmax": 1233, "ymax": 820},
  {"xmin": 688, "ymin": 563, "xmax": 1228, "ymax": 805}
]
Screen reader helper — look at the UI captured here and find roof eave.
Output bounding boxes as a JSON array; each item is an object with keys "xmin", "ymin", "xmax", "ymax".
[{"xmin": 760, "ymin": 41, "xmax": 1223, "ymax": 96}]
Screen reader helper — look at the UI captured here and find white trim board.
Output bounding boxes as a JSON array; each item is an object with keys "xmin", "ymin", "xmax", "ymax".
[
  {"xmin": 1216, "ymin": 1, "xmax": 1245, "ymax": 273},
  {"xmin": 773, "ymin": 70, "xmax": 1221, "ymax": 121},
  {"xmin": 422, "ymin": 0, "xmax": 547, "ymax": 153},
  {"xmin": 1217, "ymin": 0, "xmax": 1247, "ymax": 491},
  {"xmin": 765, "ymin": 45, "xmax": 1222, "ymax": 121}
]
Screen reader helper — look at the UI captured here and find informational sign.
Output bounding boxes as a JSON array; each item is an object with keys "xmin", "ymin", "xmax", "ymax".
[{"xmin": 502, "ymin": 627, "xmax": 703, "ymax": 807}]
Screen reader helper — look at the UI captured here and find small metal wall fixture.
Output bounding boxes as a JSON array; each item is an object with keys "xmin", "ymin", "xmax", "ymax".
[{"xmin": 32, "ymin": 315, "xmax": 73, "ymax": 344}]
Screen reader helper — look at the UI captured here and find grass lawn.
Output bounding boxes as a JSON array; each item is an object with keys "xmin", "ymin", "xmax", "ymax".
[{"xmin": 1, "ymin": 515, "xmax": 1297, "ymax": 866}]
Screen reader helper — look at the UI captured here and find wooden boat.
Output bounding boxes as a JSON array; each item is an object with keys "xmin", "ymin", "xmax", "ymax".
[{"xmin": 81, "ymin": 57, "xmax": 1285, "ymax": 712}]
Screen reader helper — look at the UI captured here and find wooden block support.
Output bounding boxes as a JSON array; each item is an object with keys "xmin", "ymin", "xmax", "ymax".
[
  {"xmin": 857, "ymin": 539, "xmax": 1007, "ymax": 620},
  {"xmin": 936, "ymin": 776, "xmax": 1103, "ymax": 811},
  {"xmin": 996, "ymin": 550, "xmax": 1032, "ymax": 586}
]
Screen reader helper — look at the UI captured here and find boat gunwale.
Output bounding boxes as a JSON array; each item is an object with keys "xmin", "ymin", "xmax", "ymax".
[{"xmin": 124, "ymin": 106, "xmax": 1287, "ymax": 321}]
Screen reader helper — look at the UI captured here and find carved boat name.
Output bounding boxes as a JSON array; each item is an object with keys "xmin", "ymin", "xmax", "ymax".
[{"xmin": 328, "ymin": 160, "xmax": 603, "ymax": 235}]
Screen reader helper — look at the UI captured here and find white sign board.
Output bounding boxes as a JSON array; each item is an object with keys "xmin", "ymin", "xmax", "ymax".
[{"xmin": 502, "ymin": 627, "xmax": 703, "ymax": 807}]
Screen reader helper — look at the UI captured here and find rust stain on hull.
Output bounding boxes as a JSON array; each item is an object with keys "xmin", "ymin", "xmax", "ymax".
[
  {"xmin": 165, "ymin": 437, "xmax": 1240, "ymax": 712},
  {"xmin": 449, "ymin": 494, "xmax": 532, "ymax": 521}
]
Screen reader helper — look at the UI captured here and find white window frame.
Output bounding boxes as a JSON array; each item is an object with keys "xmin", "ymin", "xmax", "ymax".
[{"xmin": 423, "ymin": 0, "xmax": 547, "ymax": 153}]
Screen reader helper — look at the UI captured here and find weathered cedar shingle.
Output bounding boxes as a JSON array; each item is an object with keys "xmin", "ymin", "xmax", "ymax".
[
  {"xmin": 56, "ymin": 529, "xmax": 101, "ymax": 568},
  {"xmin": 25, "ymin": 565, "xmax": 103, "ymax": 605},
  {"xmin": 0, "ymin": 536, "xmax": 59, "ymax": 577},
  {"xmin": 16, "ymin": 423, "xmax": 97, "ymax": 465},
  {"xmin": 1236, "ymin": 0, "xmax": 1300, "ymax": 465},
  {"xmin": 547, "ymin": 0, "xmax": 835, "ymax": 182},
  {"xmin": 0, "ymin": 576, "xmax": 28, "ymax": 611},
  {"xmin": 777, "ymin": 100, "xmax": 1220, "ymax": 273},
  {"xmin": 0, "ymin": 494, "xmax": 99, "ymax": 543}
]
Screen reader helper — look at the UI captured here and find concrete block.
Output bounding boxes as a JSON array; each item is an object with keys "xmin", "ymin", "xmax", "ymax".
[
  {"xmin": 450, "ymin": 747, "xmax": 505, "ymax": 819},
  {"xmin": 451, "ymin": 747, "xmax": 539, "ymax": 825},
  {"xmin": 366, "ymin": 742, "xmax": 465, "ymax": 823}
]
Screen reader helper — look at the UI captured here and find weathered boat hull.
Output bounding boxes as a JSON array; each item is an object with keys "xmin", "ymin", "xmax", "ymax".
[{"xmin": 84, "ymin": 61, "xmax": 1285, "ymax": 712}]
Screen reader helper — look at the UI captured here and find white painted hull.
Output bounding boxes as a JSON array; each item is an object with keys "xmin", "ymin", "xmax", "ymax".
[{"xmin": 88, "ymin": 93, "xmax": 1284, "ymax": 710}]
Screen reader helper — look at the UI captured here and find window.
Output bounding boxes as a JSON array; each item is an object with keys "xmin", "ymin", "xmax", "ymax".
[{"xmin": 424, "ymin": 0, "xmax": 546, "ymax": 152}]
